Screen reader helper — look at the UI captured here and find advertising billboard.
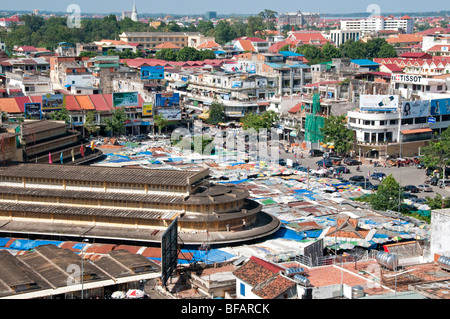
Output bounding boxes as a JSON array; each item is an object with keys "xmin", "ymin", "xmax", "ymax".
[
  {"xmin": 24, "ymin": 103, "xmax": 41, "ymax": 119},
  {"xmin": 161, "ymin": 217, "xmax": 178, "ymax": 287},
  {"xmin": 157, "ymin": 108, "xmax": 182, "ymax": 121},
  {"xmin": 232, "ymin": 81, "xmax": 242, "ymax": 88},
  {"xmin": 112, "ymin": 92, "xmax": 139, "ymax": 108},
  {"xmin": 140, "ymin": 66, "xmax": 165, "ymax": 80},
  {"xmin": 402, "ymin": 100, "xmax": 430, "ymax": 119},
  {"xmin": 360, "ymin": 95, "xmax": 399, "ymax": 111},
  {"xmin": 223, "ymin": 61, "xmax": 256, "ymax": 74},
  {"xmin": 142, "ymin": 103, "xmax": 153, "ymax": 117},
  {"xmin": 155, "ymin": 92, "xmax": 180, "ymax": 107},
  {"xmin": 430, "ymin": 98, "xmax": 450, "ymax": 116},
  {"xmin": 41, "ymin": 94, "xmax": 65, "ymax": 112}
]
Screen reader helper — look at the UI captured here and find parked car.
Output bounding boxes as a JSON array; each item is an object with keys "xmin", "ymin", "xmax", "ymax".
[
  {"xmin": 354, "ymin": 181, "xmax": 373, "ymax": 189},
  {"xmin": 411, "ymin": 198, "xmax": 427, "ymax": 204},
  {"xmin": 371, "ymin": 172, "xmax": 386, "ymax": 181},
  {"xmin": 309, "ymin": 149, "xmax": 324, "ymax": 157},
  {"xmin": 403, "ymin": 185, "xmax": 420, "ymax": 193},
  {"xmin": 344, "ymin": 158, "xmax": 361, "ymax": 166},
  {"xmin": 417, "ymin": 184, "xmax": 433, "ymax": 192},
  {"xmin": 402, "ymin": 192, "xmax": 418, "ymax": 199},
  {"xmin": 317, "ymin": 159, "xmax": 333, "ymax": 168},
  {"xmin": 369, "ymin": 184, "xmax": 379, "ymax": 191},
  {"xmin": 278, "ymin": 158, "xmax": 286, "ymax": 166},
  {"xmin": 349, "ymin": 175, "xmax": 367, "ymax": 183}
]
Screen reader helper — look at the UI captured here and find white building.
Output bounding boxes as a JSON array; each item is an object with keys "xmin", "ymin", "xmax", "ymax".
[
  {"xmin": 340, "ymin": 15, "xmax": 414, "ymax": 35},
  {"xmin": 347, "ymin": 94, "xmax": 450, "ymax": 160},
  {"xmin": 330, "ymin": 30, "xmax": 361, "ymax": 47}
]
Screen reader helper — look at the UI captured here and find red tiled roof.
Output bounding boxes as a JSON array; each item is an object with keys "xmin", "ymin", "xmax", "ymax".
[
  {"xmin": 0, "ymin": 98, "xmax": 21, "ymax": 113},
  {"xmin": 237, "ymin": 39, "xmax": 256, "ymax": 52},
  {"xmin": 154, "ymin": 42, "xmax": 181, "ymax": 49},
  {"xmin": 14, "ymin": 96, "xmax": 31, "ymax": 113},
  {"xmin": 75, "ymin": 95, "xmax": 95, "ymax": 110},
  {"xmin": 252, "ymin": 274, "xmax": 296, "ymax": 299},
  {"xmin": 30, "ymin": 96, "xmax": 42, "ymax": 104},
  {"xmin": 268, "ymin": 41, "xmax": 288, "ymax": 53},
  {"xmin": 288, "ymin": 103, "xmax": 303, "ymax": 114},
  {"xmin": 102, "ymin": 94, "xmax": 114, "ymax": 109},
  {"xmin": 64, "ymin": 95, "xmax": 81, "ymax": 111},
  {"xmin": 89, "ymin": 94, "xmax": 111, "ymax": 112},
  {"xmin": 427, "ymin": 45, "xmax": 449, "ymax": 52},
  {"xmin": 197, "ymin": 40, "xmax": 221, "ymax": 49}
]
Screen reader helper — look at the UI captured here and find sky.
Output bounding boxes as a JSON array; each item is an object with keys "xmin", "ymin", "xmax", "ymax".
[{"xmin": 2, "ymin": 0, "xmax": 449, "ymax": 15}]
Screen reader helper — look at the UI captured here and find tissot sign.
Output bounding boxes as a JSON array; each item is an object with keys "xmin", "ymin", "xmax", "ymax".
[{"xmin": 391, "ymin": 74, "xmax": 423, "ymax": 84}]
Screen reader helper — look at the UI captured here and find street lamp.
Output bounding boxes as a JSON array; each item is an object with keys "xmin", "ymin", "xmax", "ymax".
[{"xmin": 81, "ymin": 238, "xmax": 89, "ymax": 299}]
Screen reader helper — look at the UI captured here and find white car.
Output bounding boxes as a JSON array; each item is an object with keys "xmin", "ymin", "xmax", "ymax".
[{"xmin": 417, "ymin": 184, "xmax": 432, "ymax": 192}]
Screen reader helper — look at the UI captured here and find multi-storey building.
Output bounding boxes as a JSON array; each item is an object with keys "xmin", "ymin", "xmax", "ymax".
[
  {"xmin": 119, "ymin": 32, "xmax": 215, "ymax": 50},
  {"xmin": 340, "ymin": 15, "xmax": 414, "ymax": 35}
]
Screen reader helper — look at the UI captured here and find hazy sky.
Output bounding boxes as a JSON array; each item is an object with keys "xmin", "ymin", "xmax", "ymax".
[{"xmin": 2, "ymin": 0, "xmax": 449, "ymax": 15}]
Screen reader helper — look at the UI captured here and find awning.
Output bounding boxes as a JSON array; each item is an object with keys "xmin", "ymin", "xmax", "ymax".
[
  {"xmin": 401, "ymin": 128, "xmax": 432, "ymax": 135},
  {"xmin": 173, "ymin": 81, "xmax": 187, "ymax": 88}
]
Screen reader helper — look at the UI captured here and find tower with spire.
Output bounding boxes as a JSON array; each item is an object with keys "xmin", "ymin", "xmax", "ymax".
[{"xmin": 131, "ymin": 0, "xmax": 138, "ymax": 22}]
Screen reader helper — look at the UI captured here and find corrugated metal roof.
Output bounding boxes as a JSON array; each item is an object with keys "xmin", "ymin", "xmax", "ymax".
[
  {"xmin": 0, "ymin": 98, "xmax": 21, "ymax": 113},
  {"xmin": 75, "ymin": 95, "xmax": 95, "ymax": 110}
]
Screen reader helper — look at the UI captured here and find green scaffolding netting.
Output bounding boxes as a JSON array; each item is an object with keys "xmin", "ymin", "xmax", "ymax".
[{"xmin": 304, "ymin": 93, "xmax": 325, "ymax": 143}]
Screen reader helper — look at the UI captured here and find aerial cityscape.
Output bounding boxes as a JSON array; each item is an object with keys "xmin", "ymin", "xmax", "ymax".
[{"xmin": 0, "ymin": 0, "xmax": 450, "ymax": 304}]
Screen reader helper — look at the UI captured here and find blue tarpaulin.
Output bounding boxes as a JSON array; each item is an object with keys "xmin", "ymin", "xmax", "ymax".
[
  {"xmin": 8, "ymin": 239, "xmax": 64, "ymax": 250},
  {"xmin": 0, "ymin": 238, "xmax": 11, "ymax": 247}
]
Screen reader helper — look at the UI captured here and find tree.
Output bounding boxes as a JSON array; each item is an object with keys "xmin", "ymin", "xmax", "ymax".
[
  {"xmin": 155, "ymin": 48, "xmax": 177, "ymax": 61},
  {"xmin": 206, "ymin": 101, "xmax": 225, "ymax": 125},
  {"xmin": 369, "ymin": 175, "xmax": 403, "ymax": 211},
  {"xmin": 199, "ymin": 49, "xmax": 216, "ymax": 60},
  {"xmin": 377, "ymin": 42, "xmax": 397, "ymax": 58},
  {"xmin": 79, "ymin": 51, "xmax": 99, "ymax": 58},
  {"xmin": 320, "ymin": 42, "xmax": 342, "ymax": 61},
  {"xmin": 49, "ymin": 107, "xmax": 70, "ymax": 124},
  {"xmin": 154, "ymin": 114, "xmax": 168, "ymax": 134},
  {"xmin": 105, "ymin": 108, "xmax": 127, "ymax": 137},
  {"xmin": 320, "ymin": 115, "xmax": 354, "ymax": 156},
  {"xmin": 421, "ymin": 128, "xmax": 450, "ymax": 179},
  {"xmin": 84, "ymin": 111, "xmax": 100, "ymax": 136},
  {"xmin": 176, "ymin": 47, "xmax": 200, "ymax": 61},
  {"xmin": 214, "ymin": 20, "xmax": 238, "ymax": 45},
  {"xmin": 245, "ymin": 16, "xmax": 265, "ymax": 37},
  {"xmin": 296, "ymin": 44, "xmax": 322, "ymax": 64},
  {"xmin": 242, "ymin": 110, "xmax": 279, "ymax": 131}
]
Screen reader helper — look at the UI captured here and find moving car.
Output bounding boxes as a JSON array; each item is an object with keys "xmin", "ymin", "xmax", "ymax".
[
  {"xmin": 403, "ymin": 185, "xmax": 419, "ymax": 193},
  {"xmin": 417, "ymin": 184, "xmax": 432, "ymax": 192}
]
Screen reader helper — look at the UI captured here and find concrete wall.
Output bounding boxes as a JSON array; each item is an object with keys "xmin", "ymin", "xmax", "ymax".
[{"xmin": 430, "ymin": 209, "xmax": 450, "ymax": 258}]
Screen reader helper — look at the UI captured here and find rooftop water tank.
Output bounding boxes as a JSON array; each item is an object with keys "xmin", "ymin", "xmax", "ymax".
[
  {"xmin": 352, "ymin": 285, "xmax": 364, "ymax": 299},
  {"xmin": 438, "ymin": 256, "xmax": 450, "ymax": 270},
  {"xmin": 293, "ymin": 274, "xmax": 310, "ymax": 287},
  {"xmin": 376, "ymin": 251, "xmax": 399, "ymax": 270}
]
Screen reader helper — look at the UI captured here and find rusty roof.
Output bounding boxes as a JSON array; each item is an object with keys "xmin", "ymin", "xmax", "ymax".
[{"xmin": 0, "ymin": 164, "xmax": 206, "ymax": 187}]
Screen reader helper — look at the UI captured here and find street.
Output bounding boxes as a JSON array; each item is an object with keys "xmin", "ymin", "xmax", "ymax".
[{"xmin": 278, "ymin": 147, "xmax": 450, "ymax": 200}]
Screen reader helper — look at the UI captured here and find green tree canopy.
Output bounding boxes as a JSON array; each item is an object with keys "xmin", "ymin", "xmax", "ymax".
[
  {"xmin": 155, "ymin": 48, "xmax": 177, "ymax": 61},
  {"xmin": 320, "ymin": 115, "xmax": 354, "ymax": 156},
  {"xmin": 105, "ymin": 108, "xmax": 127, "ymax": 137},
  {"xmin": 421, "ymin": 128, "xmax": 450, "ymax": 178},
  {"xmin": 84, "ymin": 111, "xmax": 100, "ymax": 136},
  {"xmin": 242, "ymin": 110, "xmax": 279, "ymax": 131},
  {"xmin": 206, "ymin": 101, "xmax": 225, "ymax": 125},
  {"xmin": 176, "ymin": 46, "xmax": 200, "ymax": 61},
  {"xmin": 369, "ymin": 175, "xmax": 402, "ymax": 212}
]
